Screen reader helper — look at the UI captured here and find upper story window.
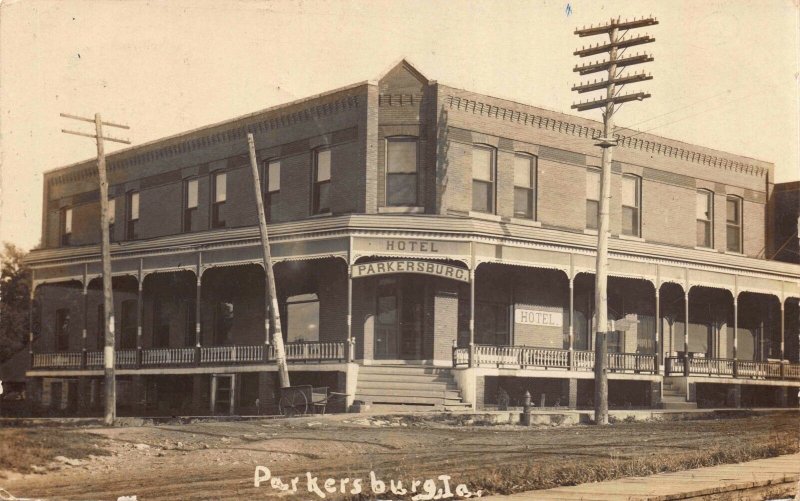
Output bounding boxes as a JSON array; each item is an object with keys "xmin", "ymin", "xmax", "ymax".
[
  {"xmin": 264, "ymin": 159, "xmax": 280, "ymax": 221},
  {"xmin": 183, "ymin": 178, "xmax": 198, "ymax": 232},
  {"xmin": 60, "ymin": 207, "xmax": 72, "ymax": 246},
  {"xmin": 726, "ymin": 195, "xmax": 743, "ymax": 253},
  {"xmin": 586, "ymin": 169, "xmax": 600, "ymax": 230},
  {"xmin": 621, "ymin": 174, "xmax": 641, "ymax": 237},
  {"xmin": 472, "ymin": 145, "xmax": 496, "ymax": 213},
  {"xmin": 107, "ymin": 198, "xmax": 116, "ymax": 242},
  {"xmin": 212, "ymin": 172, "xmax": 227, "ymax": 228},
  {"xmin": 696, "ymin": 189, "xmax": 714, "ymax": 248},
  {"xmin": 386, "ymin": 137, "xmax": 418, "ymax": 206},
  {"xmin": 513, "ymin": 154, "xmax": 537, "ymax": 219},
  {"xmin": 312, "ymin": 149, "xmax": 331, "ymax": 214},
  {"xmin": 126, "ymin": 191, "xmax": 139, "ymax": 240}
]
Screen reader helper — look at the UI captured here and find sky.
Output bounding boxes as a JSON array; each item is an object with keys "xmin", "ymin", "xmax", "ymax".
[{"xmin": 1, "ymin": 0, "xmax": 798, "ymax": 251}]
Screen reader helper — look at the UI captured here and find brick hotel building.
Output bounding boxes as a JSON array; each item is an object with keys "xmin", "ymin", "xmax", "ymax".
[{"xmin": 24, "ymin": 60, "xmax": 800, "ymax": 415}]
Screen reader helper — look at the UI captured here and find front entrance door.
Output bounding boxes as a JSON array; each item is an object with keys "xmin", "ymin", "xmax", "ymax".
[{"xmin": 375, "ymin": 277, "xmax": 424, "ymax": 359}]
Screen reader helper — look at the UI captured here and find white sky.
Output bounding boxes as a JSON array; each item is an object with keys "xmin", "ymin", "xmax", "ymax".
[{"xmin": 1, "ymin": 0, "xmax": 798, "ymax": 251}]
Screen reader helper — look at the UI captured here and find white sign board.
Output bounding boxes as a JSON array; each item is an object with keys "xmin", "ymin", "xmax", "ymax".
[{"xmin": 514, "ymin": 308, "xmax": 563, "ymax": 327}]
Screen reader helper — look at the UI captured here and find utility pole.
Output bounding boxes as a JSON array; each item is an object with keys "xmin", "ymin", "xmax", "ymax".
[
  {"xmin": 246, "ymin": 133, "xmax": 290, "ymax": 389},
  {"xmin": 61, "ymin": 113, "xmax": 130, "ymax": 425},
  {"xmin": 571, "ymin": 16, "xmax": 657, "ymax": 425}
]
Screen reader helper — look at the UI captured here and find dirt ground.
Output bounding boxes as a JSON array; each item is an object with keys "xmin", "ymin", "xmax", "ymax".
[{"xmin": 1, "ymin": 411, "xmax": 798, "ymax": 500}]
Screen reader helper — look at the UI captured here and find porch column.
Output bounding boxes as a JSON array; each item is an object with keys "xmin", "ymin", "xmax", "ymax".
[
  {"xmin": 28, "ymin": 285, "xmax": 36, "ymax": 367},
  {"xmin": 733, "ymin": 295, "xmax": 738, "ymax": 377},
  {"xmin": 654, "ymin": 286, "xmax": 660, "ymax": 375},
  {"xmin": 263, "ymin": 267, "xmax": 270, "ymax": 363},
  {"xmin": 136, "ymin": 281, "xmax": 143, "ymax": 349},
  {"xmin": 82, "ymin": 284, "xmax": 89, "ymax": 369},
  {"xmin": 195, "ymin": 270, "xmax": 202, "ymax": 366},
  {"xmin": 780, "ymin": 300, "xmax": 785, "ymax": 360},
  {"xmin": 469, "ymin": 268, "xmax": 475, "ymax": 367},
  {"xmin": 568, "ymin": 277, "xmax": 574, "ymax": 368},
  {"xmin": 684, "ymin": 290, "xmax": 690, "ymax": 377},
  {"xmin": 346, "ymin": 269, "xmax": 353, "ymax": 362}
]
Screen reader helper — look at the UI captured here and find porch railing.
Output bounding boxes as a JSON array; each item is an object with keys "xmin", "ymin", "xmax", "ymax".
[
  {"xmin": 665, "ymin": 356, "xmax": 800, "ymax": 380},
  {"xmin": 32, "ymin": 352, "xmax": 82, "ymax": 369},
  {"xmin": 452, "ymin": 345, "xmax": 657, "ymax": 374},
  {"xmin": 30, "ymin": 341, "xmax": 348, "ymax": 370},
  {"xmin": 142, "ymin": 347, "xmax": 196, "ymax": 366},
  {"xmin": 275, "ymin": 341, "xmax": 346, "ymax": 362},
  {"xmin": 200, "ymin": 345, "xmax": 264, "ymax": 364}
]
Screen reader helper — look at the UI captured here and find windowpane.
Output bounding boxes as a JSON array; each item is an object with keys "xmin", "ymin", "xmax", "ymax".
[
  {"xmin": 514, "ymin": 187, "xmax": 532, "ymax": 218},
  {"xmin": 214, "ymin": 173, "xmax": 227, "ymax": 203},
  {"xmin": 697, "ymin": 220, "xmax": 711, "ymax": 248},
  {"xmin": 268, "ymin": 161, "xmax": 280, "ymax": 192},
  {"xmin": 727, "ymin": 226, "xmax": 741, "ymax": 253},
  {"xmin": 586, "ymin": 170, "xmax": 600, "ymax": 201},
  {"xmin": 472, "ymin": 180, "xmax": 492, "ymax": 213},
  {"xmin": 316, "ymin": 182, "xmax": 330, "ymax": 213},
  {"xmin": 387, "ymin": 139, "xmax": 417, "ymax": 174},
  {"xmin": 107, "ymin": 199, "xmax": 116, "ymax": 224},
  {"xmin": 186, "ymin": 179, "xmax": 198, "ymax": 208},
  {"xmin": 472, "ymin": 147, "xmax": 493, "ymax": 181},
  {"xmin": 726, "ymin": 197, "xmax": 739, "ymax": 223},
  {"xmin": 586, "ymin": 200, "xmax": 599, "ymax": 229},
  {"xmin": 316, "ymin": 150, "xmax": 331, "ymax": 181},
  {"xmin": 622, "ymin": 176, "xmax": 639, "ymax": 207},
  {"xmin": 286, "ymin": 295, "xmax": 320, "ymax": 343},
  {"xmin": 622, "ymin": 206, "xmax": 640, "ymax": 236},
  {"xmin": 130, "ymin": 192, "xmax": 140, "ymax": 220},
  {"xmin": 387, "ymin": 173, "xmax": 417, "ymax": 206},
  {"xmin": 514, "ymin": 155, "xmax": 532, "ymax": 187},
  {"xmin": 696, "ymin": 191, "xmax": 711, "ymax": 220},
  {"xmin": 64, "ymin": 208, "xmax": 73, "ymax": 233}
]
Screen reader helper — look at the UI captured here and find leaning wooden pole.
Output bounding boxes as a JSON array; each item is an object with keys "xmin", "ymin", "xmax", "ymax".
[{"xmin": 247, "ymin": 133, "xmax": 290, "ymax": 388}]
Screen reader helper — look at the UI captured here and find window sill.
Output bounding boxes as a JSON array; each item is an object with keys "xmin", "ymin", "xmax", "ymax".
[
  {"xmin": 469, "ymin": 211, "xmax": 502, "ymax": 222},
  {"xmin": 308, "ymin": 212, "xmax": 333, "ymax": 219},
  {"xmin": 378, "ymin": 206, "xmax": 425, "ymax": 214},
  {"xmin": 583, "ymin": 228, "xmax": 598, "ymax": 236},
  {"xmin": 508, "ymin": 218, "xmax": 542, "ymax": 228},
  {"xmin": 693, "ymin": 246, "xmax": 718, "ymax": 253},
  {"xmin": 618, "ymin": 234, "xmax": 644, "ymax": 242},
  {"xmin": 723, "ymin": 250, "xmax": 746, "ymax": 257}
]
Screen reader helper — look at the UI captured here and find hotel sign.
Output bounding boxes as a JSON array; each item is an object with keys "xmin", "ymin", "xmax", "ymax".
[
  {"xmin": 352, "ymin": 237, "xmax": 469, "ymax": 257},
  {"xmin": 351, "ymin": 260, "xmax": 470, "ymax": 283},
  {"xmin": 514, "ymin": 308, "xmax": 563, "ymax": 327}
]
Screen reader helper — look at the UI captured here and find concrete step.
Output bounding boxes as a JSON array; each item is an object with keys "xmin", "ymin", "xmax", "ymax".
[
  {"xmin": 357, "ymin": 373, "xmax": 456, "ymax": 384},
  {"xmin": 357, "ymin": 380, "xmax": 458, "ymax": 391},
  {"xmin": 660, "ymin": 401, "xmax": 698, "ymax": 410},
  {"xmin": 355, "ymin": 394, "xmax": 463, "ymax": 406},
  {"xmin": 356, "ymin": 388, "xmax": 463, "ymax": 400},
  {"xmin": 358, "ymin": 365, "xmax": 454, "ymax": 376}
]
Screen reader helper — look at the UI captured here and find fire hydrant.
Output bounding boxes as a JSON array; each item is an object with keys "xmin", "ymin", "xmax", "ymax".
[{"xmin": 521, "ymin": 390, "xmax": 532, "ymax": 426}]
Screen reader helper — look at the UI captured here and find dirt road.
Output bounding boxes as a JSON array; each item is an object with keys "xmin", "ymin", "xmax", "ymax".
[{"xmin": 1, "ymin": 411, "xmax": 798, "ymax": 500}]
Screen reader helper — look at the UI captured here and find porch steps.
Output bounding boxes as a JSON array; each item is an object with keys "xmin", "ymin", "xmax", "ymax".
[
  {"xmin": 355, "ymin": 365, "xmax": 471, "ymax": 411},
  {"xmin": 660, "ymin": 380, "xmax": 698, "ymax": 410}
]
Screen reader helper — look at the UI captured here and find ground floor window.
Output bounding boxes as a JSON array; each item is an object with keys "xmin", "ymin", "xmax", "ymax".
[
  {"xmin": 213, "ymin": 301, "xmax": 234, "ymax": 346},
  {"xmin": 475, "ymin": 301, "xmax": 509, "ymax": 345},
  {"xmin": 284, "ymin": 293, "xmax": 320, "ymax": 343},
  {"xmin": 55, "ymin": 308, "xmax": 70, "ymax": 351}
]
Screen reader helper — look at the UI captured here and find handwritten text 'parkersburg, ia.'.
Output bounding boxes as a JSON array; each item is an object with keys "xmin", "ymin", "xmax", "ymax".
[{"xmin": 254, "ymin": 467, "xmax": 483, "ymax": 500}]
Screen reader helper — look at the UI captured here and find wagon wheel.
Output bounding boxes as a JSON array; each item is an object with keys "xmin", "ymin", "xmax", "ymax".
[{"xmin": 279, "ymin": 389, "xmax": 308, "ymax": 417}]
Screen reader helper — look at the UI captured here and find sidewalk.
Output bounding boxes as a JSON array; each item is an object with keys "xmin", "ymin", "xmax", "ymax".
[{"xmin": 482, "ymin": 453, "xmax": 800, "ymax": 500}]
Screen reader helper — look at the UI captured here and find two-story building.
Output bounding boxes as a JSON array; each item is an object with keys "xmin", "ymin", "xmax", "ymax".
[{"xmin": 24, "ymin": 60, "xmax": 800, "ymax": 416}]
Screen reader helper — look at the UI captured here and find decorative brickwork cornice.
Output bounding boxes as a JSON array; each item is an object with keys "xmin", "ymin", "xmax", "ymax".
[
  {"xmin": 47, "ymin": 94, "xmax": 361, "ymax": 186},
  {"xmin": 378, "ymin": 93, "xmax": 425, "ymax": 106},
  {"xmin": 445, "ymin": 95, "xmax": 767, "ymax": 178}
]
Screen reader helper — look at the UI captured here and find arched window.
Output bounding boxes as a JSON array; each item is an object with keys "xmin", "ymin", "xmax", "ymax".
[
  {"xmin": 621, "ymin": 174, "xmax": 642, "ymax": 237},
  {"xmin": 472, "ymin": 145, "xmax": 496, "ymax": 213},
  {"xmin": 696, "ymin": 190, "xmax": 714, "ymax": 248},
  {"xmin": 726, "ymin": 195, "xmax": 743, "ymax": 252},
  {"xmin": 513, "ymin": 153, "xmax": 537, "ymax": 219}
]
